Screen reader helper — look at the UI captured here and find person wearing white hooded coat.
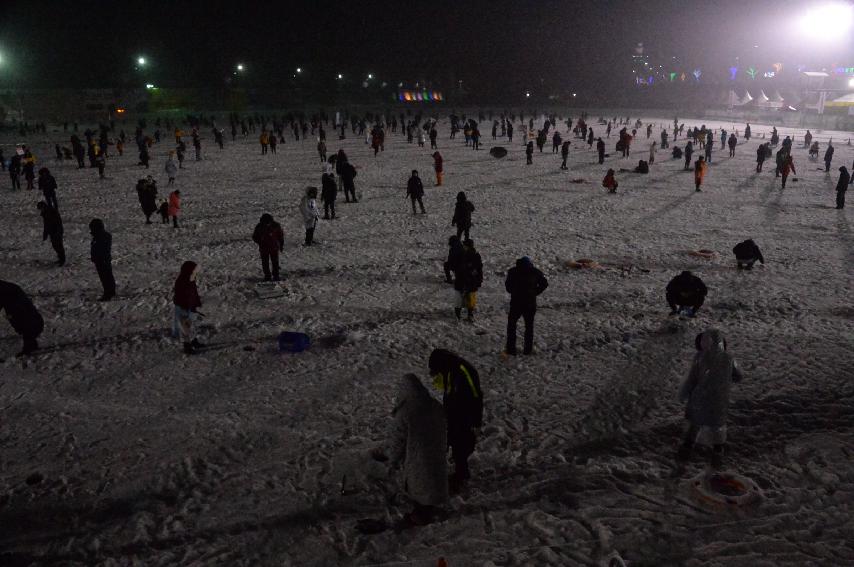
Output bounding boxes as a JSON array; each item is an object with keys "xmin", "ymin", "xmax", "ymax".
[
  {"xmin": 299, "ymin": 186, "xmax": 319, "ymax": 246},
  {"xmin": 387, "ymin": 373, "xmax": 449, "ymax": 524},
  {"xmin": 678, "ymin": 329, "xmax": 743, "ymax": 466}
]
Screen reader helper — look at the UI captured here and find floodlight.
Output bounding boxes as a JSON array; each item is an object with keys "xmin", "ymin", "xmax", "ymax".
[
  {"xmin": 798, "ymin": 3, "xmax": 853, "ymax": 41},
  {"xmin": 237, "ymin": 64, "xmax": 244, "ymax": 71},
  {"xmin": 138, "ymin": 57, "xmax": 146, "ymax": 66},
  {"xmin": 849, "ymin": 77, "xmax": 854, "ymax": 88}
]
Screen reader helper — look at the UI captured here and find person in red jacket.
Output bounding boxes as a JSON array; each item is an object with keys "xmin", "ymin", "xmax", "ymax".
[
  {"xmin": 172, "ymin": 261, "xmax": 204, "ymax": 354},
  {"xmin": 168, "ymin": 190, "xmax": 181, "ymax": 228},
  {"xmin": 781, "ymin": 154, "xmax": 796, "ymax": 189},
  {"xmin": 602, "ymin": 169, "xmax": 618, "ymax": 193},
  {"xmin": 432, "ymin": 151, "xmax": 444, "ymax": 186},
  {"xmin": 252, "ymin": 214, "xmax": 285, "ymax": 281}
]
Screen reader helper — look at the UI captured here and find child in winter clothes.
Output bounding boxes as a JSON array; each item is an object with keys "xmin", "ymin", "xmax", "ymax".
[
  {"xmin": 172, "ymin": 261, "xmax": 204, "ymax": 355},
  {"xmin": 168, "ymin": 190, "xmax": 181, "ymax": 228},
  {"xmin": 678, "ymin": 329, "xmax": 743, "ymax": 467},
  {"xmin": 602, "ymin": 169, "xmax": 618, "ymax": 193},
  {"xmin": 159, "ymin": 200, "xmax": 169, "ymax": 224},
  {"xmin": 299, "ymin": 186, "xmax": 320, "ymax": 245}
]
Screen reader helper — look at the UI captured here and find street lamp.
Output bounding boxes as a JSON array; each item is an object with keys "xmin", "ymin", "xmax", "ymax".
[
  {"xmin": 337, "ymin": 73, "xmax": 343, "ymax": 79},
  {"xmin": 137, "ymin": 56, "xmax": 146, "ymax": 66},
  {"xmin": 236, "ymin": 63, "xmax": 244, "ymax": 71},
  {"xmin": 296, "ymin": 67, "xmax": 302, "ymax": 74},
  {"xmin": 146, "ymin": 83, "xmax": 156, "ymax": 90},
  {"xmin": 367, "ymin": 73, "xmax": 373, "ymax": 79}
]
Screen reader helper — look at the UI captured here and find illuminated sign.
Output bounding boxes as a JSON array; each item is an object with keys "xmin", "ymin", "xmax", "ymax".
[{"xmin": 397, "ymin": 90, "xmax": 443, "ymax": 102}]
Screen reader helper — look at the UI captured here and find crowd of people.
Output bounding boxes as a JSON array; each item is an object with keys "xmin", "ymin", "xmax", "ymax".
[{"xmin": 1, "ymin": 107, "xmax": 851, "ymax": 526}]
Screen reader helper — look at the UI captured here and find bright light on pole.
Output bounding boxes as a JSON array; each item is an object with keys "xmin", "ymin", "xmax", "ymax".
[
  {"xmin": 137, "ymin": 56, "xmax": 146, "ymax": 66},
  {"xmin": 337, "ymin": 73, "xmax": 343, "ymax": 79},
  {"xmin": 236, "ymin": 63, "xmax": 244, "ymax": 71},
  {"xmin": 296, "ymin": 67, "xmax": 302, "ymax": 74},
  {"xmin": 367, "ymin": 73, "xmax": 373, "ymax": 79},
  {"xmin": 797, "ymin": 3, "xmax": 853, "ymax": 41},
  {"xmin": 146, "ymin": 83, "xmax": 155, "ymax": 90}
]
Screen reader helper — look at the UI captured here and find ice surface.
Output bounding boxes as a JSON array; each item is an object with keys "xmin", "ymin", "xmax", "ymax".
[{"xmin": 0, "ymin": 114, "xmax": 852, "ymax": 565}]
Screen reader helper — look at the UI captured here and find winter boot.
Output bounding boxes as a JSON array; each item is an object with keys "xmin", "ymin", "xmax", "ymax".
[
  {"xmin": 190, "ymin": 338, "xmax": 206, "ymax": 349},
  {"xmin": 183, "ymin": 342, "xmax": 196, "ymax": 355}
]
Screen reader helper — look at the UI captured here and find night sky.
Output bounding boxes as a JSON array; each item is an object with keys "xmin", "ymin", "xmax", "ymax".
[{"xmin": 1, "ymin": 0, "xmax": 851, "ymax": 93}]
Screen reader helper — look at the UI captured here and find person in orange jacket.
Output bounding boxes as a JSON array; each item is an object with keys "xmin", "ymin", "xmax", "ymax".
[
  {"xmin": 259, "ymin": 130, "xmax": 269, "ymax": 155},
  {"xmin": 602, "ymin": 169, "xmax": 618, "ymax": 193},
  {"xmin": 168, "ymin": 189, "xmax": 181, "ymax": 228},
  {"xmin": 433, "ymin": 151, "xmax": 444, "ymax": 186},
  {"xmin": 781, "ymin": 154, "xmax": 796, "ymax": 189},
  {"xmin": 694, "ymin": 156, "xmax": 707, "ymax": 192}
]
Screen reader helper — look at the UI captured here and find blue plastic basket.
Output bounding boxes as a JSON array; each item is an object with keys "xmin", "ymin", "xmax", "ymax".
[{"xmin": 278, "ymin": 332, "xmax": 311, "ymax": 353}]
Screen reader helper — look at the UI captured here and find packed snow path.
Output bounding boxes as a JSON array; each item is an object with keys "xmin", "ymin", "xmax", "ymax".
[{"xmin": 1, "ymin": 115, "xmax": 852, "ymax": 566}]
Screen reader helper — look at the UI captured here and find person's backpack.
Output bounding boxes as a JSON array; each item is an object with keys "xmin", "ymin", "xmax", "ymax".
[{"xmin": 461, "ymin": 253, "xmax": 483, "ymax": 289}]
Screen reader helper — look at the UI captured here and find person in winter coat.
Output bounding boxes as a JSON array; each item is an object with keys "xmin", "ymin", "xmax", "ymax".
[
  {"xmin": 429, "ymin": 126, "xmax": 438, "ymax": 149},
  {"xmin": 428, "ymin": 349, "xmax": 483, "ymax": 488},
  {"xmin": 168, "ymin": 189, "xmax": 181, "ymax": 228},
  {"xmin": 451, "ymin": 192, "xmax": 475, "ymax": 240},
  {"xmin": 560, "ymin": 141, "xmax": 570, "ymax": 169},
  {"xmin": 525, "ymin": 141, "xmax": 534, "ymax": 165},
  {"xmin": 172, "ymin": 261, "xmax": 204, "ymax": 355},
  {"xmin": 89, "ymin": 218, "xmax": 116, "ymax": 301},
  {"xmin": 260, "ymin": 131, "xmax": 269, "ymax": 155},
  {"xmin": 165, "ymin": 153, "xmax": 178, "ymax": 185},
  {"xmin": 836, "ymin": 166, "xmax": 850, "ymax": 209},
  {"xmin": 602, "ymin": 169, "xmax": 618, "ymax": 193},
  {"xmin": 744, "ymin": 123, "xmax": 751, "ymax": 140},
  {"xmin": 136, "ymin": 177, "xmax": 158, "ymax": 223},
  {"xmin": 756, "ymin": 144, "xmax": 767, "ymax": 172},
  {"xmin": 552, "ymin": 131, "xmax": 562, "ymax": 153},
  {"xmin": 727, "ymin": 134, "xmax": 737, "ymax": 157},
  {"xmin": 732, "ymin": 239, "xmax": 765, "ymax": 270},
  {"xmin": 677, "ymin": 329, "xmax": 743, "ymax": 467},
  {"xmin": 38, "ymin": 201, "xmax": 65, "ymax": 266},
  {"xmin": 385, "ymin": 373, "xmax": 449, "ymax": 524},
  {"xmin": 432, "ymin": 151, "xmax": 444, "ymax": 186},
  {"xmin": 94, "ymin": 150, "xmax": 106, "ymax": 179},
  {"xmin": 22, "ymin": 148, "xmax": 35, "ymax": 189},
  {"xmin": 596, "ymin": 138, "xmax": 605, "ymax": 164},
  {"xmin": 781, "ymin": 154, "xmax": 796, "ymax": 189},
  {"xmin": 443, "ymin": 235, "xmax": 464, "ymax": 284},
  {"xmin": 505, "ymin": 257, "xmax": 549, "ymax": 355},
  {"xmin": 176, "ymin": 140, "xmax": 186, "ymax": 168},
  {"xmin": 774, "ymin": 148, "xmax": 786, "ymax": 177},
  {"xmin": 320, "ymin": 165, "xmax": 337, "ymax": 219},
  {"xmin": 38, "ymin": 168, "xmax": 59, "ymax": 210},
  {"xmin": 9, "ymin": 152, "xmax": 22, "ymax": 189},
  {"xmin": 453, "ymin": 239, "xmax": 483, "ymax": 322},
  {"xmin": 0, "ymin": 280, "xmax": 44, "ymax": 356},
  {"xmin": 666, "ymin": 271, "xmax": 707, "ymax": 316},
  {"xmin": 683, "ymin": 140, "xmax": 693, "ymax": 171},
  {"xmin": 406, "ymin": 170, "xmax": 426, "ymax": 214},
  {"xmin": 299, "ymin": 186, "xmax": 320, "ymax": 245},
  {"xmin": 339, "ymin": 160, "xmax": 358, "ymax": 203},
  {"xmin": 694, "ymin": 156, "xmax": 707, "ymax": 191},
  {"xmin": 317, "ymin": 140, "xmax": 327, "ymax": 163},
  {"xmin": 824, "ymin": 144, "xmax": 834, "ymax": 173},
  {"xmin": 252, "ymin": 213, "xmax": 285, "ymax": 281}
]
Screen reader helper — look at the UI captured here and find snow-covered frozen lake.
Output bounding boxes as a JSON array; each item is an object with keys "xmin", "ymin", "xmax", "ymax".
[{"xmin": 1, "ymin": 112, "xmax": 852, "ymax": 566}]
